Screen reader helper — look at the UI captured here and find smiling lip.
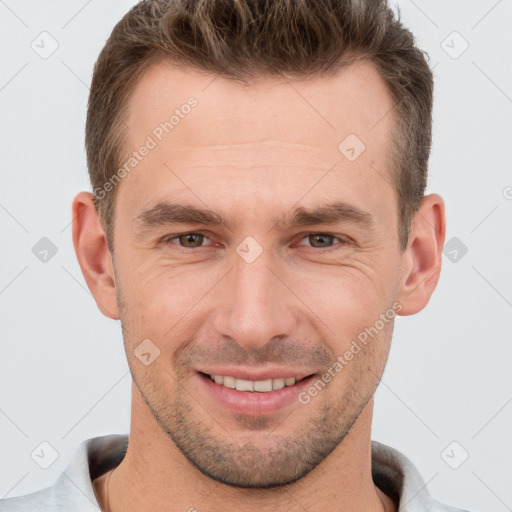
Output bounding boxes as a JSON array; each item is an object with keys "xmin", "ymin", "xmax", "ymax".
[
  {"xmin": 196, "ymin": 371, "xmax": 316, "ymax": 416},
  {"xmin": 197, "ymin": 368, "xmax": 313, "ymax": 381}
]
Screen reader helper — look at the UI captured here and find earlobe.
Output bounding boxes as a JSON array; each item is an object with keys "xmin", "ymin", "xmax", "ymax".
[
  {"xmin": 397, "ymin": 194, "xmax": 446, "ymax": 316},
  {"xmin": 72, "ymin": 192, "xmax": 120, "ymax": 320}
]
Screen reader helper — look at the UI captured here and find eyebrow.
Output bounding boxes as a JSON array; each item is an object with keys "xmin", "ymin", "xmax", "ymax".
[
  {"xmin": 135, "ymin": 203, "xmax": 235, "ymax": 231},
  {"xmin": 278, "ymin": 202, "xmax": 374, "ymax": 230},
  {"xmin": 134, "ymin": 200, "xmax": 374, "ymax": 232}
]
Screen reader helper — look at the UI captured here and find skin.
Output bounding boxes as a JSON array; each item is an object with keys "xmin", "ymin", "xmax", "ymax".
[{"xmin": 73, "ymin": 59, "xmax": 445, "ymax": 512}]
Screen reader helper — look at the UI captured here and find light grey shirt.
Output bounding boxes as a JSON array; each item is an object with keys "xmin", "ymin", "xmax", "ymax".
[{"xmin": 0, "ymin": 434, "xmax": 473, "ymax": 511}]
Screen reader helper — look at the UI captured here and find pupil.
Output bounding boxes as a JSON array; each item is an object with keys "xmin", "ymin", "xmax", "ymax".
[
  {"xmin": 182, "ymin": 234, "xmax": 202, "ymax": 247},
  {"xmin": 311, "ymin": 234, "xmax": 332, "ymax": 247}
]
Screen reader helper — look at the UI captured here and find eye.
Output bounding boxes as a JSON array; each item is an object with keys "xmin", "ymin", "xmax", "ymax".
[
  {"xmin": 296, "ymin": 233, "xmax": 348, "ymax": 250},
  {"xmin": 162, "ymin": 232, "xmax": 212, "ymax": 249},
  {"xmin": 160, "ymin": 231, "xmax": 349, "ymax": 252}
]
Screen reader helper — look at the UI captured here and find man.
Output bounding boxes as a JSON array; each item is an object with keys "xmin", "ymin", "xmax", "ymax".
[{"xmin": 0, "ymin": 0, "xmax": 473, "ymax": 511}]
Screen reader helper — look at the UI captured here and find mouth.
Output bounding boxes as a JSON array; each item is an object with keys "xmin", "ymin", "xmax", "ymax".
[
  {"xmin": 196, "ymin": 371, "xmax": 317, "ymax": 416},
  {"xmin": 198, "ymin": 371, "xmax": 312, "ymax": 392}
]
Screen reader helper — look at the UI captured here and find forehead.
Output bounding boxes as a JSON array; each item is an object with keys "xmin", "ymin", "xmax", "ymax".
[
  {"xmin": 124, "ymin": 59, "xmax": 394, "ymax": 158},
  {"xmin": 117, "ymin": 59, "xmax": 397, "ymax": 224}
]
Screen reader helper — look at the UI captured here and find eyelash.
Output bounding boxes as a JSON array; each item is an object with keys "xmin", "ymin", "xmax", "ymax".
[{"xmin": 160, "ymin": 231, "xmax": 350, "ymax": 252}]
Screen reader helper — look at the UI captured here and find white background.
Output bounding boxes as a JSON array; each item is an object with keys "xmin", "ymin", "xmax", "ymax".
[{"xmin": 1, "ymin": 1, "xmax": 511, "ymax": 511}]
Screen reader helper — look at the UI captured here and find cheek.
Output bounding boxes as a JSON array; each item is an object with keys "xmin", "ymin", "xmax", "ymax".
[
  {"xmin": 117, "ymin": 260, "xmax": 223, "ymax": 342},
  {"xmin": 287, "ymin": 263, "xmax": 398, "ymax": 372},
  {"xmin": 291, "ymin": 264, "xmax": 394, "ymax": 326},
  {"xmin": 323, "ymin": 316, "xmax": 394, "ymax": 400}
]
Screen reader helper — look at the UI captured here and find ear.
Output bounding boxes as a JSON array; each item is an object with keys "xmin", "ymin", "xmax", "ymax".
[
  {"xmin": 397, "ymin": 193, "xmax": 446, "ymax": 316},
  {"xmin": 72, "ymin": 192, "xmax": 120, "ymax": 320}
]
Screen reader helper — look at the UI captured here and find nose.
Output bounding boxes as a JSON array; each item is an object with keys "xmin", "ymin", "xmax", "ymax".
[{"xmin": 212, "ymin": 246, "xmax": 298, "ymax": 351}]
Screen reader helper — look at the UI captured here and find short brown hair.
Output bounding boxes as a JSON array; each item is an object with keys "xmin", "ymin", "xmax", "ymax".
[{"xmin": 86, "ymin": 0, "xmax": 433, "ymax": 252}]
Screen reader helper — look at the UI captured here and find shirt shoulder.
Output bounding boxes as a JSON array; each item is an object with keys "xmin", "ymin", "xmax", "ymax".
[
  {"xmin": 371, "ymin": 440, "xmax": 480, "ymax": 512},
  {"xmin": 0, "ymin": 434, "xmax": 128, "ymax": 512},
  {"xmin": 429, "ymin": 498, "xmax": 478, "ymax": 512},
  {"xmin": 0, "ymin": 484, "xmax": 91, "ymax": 512}
]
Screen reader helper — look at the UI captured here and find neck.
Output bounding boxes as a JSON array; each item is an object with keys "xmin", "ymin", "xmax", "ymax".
[{"xmin": 107, "ymin": 384, "xmax": 394, "ymax": 512}]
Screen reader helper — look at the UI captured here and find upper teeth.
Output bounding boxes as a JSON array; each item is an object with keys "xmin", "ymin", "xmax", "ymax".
[{"xmin": 210, "ymin": 375, "xmax": 298, "ymax": 392}]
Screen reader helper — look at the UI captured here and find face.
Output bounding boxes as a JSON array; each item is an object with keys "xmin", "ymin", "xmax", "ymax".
[{"xmin": 111, "ymin": 60, "xmax": 404, "ymax": 488}]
